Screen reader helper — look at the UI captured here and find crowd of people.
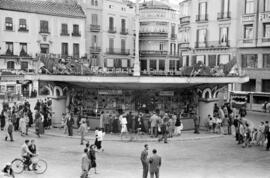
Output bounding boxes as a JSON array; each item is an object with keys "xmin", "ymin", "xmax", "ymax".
[
  {"xmin": 102, "ymin": 110, "xmax": 184, "ymax": 141},
  {"xmin": 0, "ymin": 98, "xmax": 52, "ymax": 141},
  {"xmin": 207, "ymin": 103, "xmax": 270, "ymax": 150}
]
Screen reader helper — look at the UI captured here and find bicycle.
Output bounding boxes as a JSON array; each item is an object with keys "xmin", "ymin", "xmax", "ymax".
[{"xmin": 11, "ymin": 156, "xmax": 47, "ymax": 174}]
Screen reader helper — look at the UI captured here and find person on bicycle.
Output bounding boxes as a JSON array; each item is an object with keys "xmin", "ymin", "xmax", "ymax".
[
  {"xmin": 21, "ymin": 139, "xmax": 35, "ymax": 170},
  {"xmin": 2, "ymin": 163, "xmax": 15, "ymax": 178},
  {"xmin": 28, "ymin": 139, "xmax": 38, "ymax": 170}
]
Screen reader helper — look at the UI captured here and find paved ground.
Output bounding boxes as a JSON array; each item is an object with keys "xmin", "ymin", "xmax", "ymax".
[{"xmin": 0, "ymin": 111, "xmax": 269, "ymax": 178}]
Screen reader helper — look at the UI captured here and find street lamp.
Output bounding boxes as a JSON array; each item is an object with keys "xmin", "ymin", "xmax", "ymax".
[{"xmin": 133, "ymin": 0, "xmax": 140, "ymax": 76}]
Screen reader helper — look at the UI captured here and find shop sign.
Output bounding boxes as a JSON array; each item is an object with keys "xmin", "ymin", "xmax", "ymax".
[
  {"xmin": 159, "ymin": 91, "xmax": 174, "ymax": 96},
  {"xmin": 98, "ymin": 90, "xmax": 123, "ymax": 95}
]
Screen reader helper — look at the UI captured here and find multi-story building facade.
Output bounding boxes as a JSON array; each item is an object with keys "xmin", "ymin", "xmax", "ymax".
[
  {"xmin": 139, "ymin": 1, "xmax": 180, "ymax": 74},
  {"xmin": 101, "ymin": 0, "xmax": 135, "ymax": 72},
  {"xmin": 77, "ymin": 0, "xmax": 103, "ymax": 67},
  {"xmin": 179, "ymin": 0, "xmax": 240, "ymax": 70},
  {"xmin": 0, "ymin": 0, "xmax": 86, "ymax": 98},
  {"xmin": 236, "ymin": 0, "xmax": 270, "ymax": 94}
]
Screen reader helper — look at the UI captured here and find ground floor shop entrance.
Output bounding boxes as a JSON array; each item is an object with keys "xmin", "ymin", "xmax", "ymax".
[{"xmin": 68, "ymin": 87, "xmax": 199, "ymax": 130}]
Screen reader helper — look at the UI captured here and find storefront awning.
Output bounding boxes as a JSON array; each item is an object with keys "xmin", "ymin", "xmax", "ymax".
[{"xmin": 25, "ymin": 74, "xmax": 249, "ymax": 89}]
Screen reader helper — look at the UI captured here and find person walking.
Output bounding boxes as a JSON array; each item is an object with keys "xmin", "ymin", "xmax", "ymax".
[
  {"xmin": 99, "ymin": 111, "xmax": 105, "ymax": 129},
  {"xmin": 66, "ymin": 112, "xmax": 74, "ymax": 136},
  {"xmin": 149, "ymin": 149, "xmax": 161, "ymax": 178},
  {"xmin": 19, "ymin": 114, "xmax": 27, "ymax": 136},
  {"xmin": 141, "ymin": 144, "xmax": 149, "ymax": 178},
  {"xmin": 81, "ymin": 148, "xmax": 90, "ymax": 178},
  {"xmin": 150, "ymin": 112, "xmax": 158, "ymax": 137},
  {"xmin": 89, "ymin": 144, "xmax": 97, "ymax": 174},
  {"xmin": 119, "ymin": 114, "xmax": 128, "ymax": 140},
  {"xmin": 193, "ymin": 113, "xmax": 200, "ymax": 134},
  {"xmin": 257, "ymin": 122, "xmax": 265, "ymax": 146},
  {"xmin": 5, "ymin": 119, "xmax": 14, "ymax": 142},
  {"xmin": 158, "ymin": 113, "xmax": 169, "ymax": 143},
  {"xmin": 78, "ymin": 119, "xmax": 88, "ymax": 145},
  {"xmin": 174, "ymin": 114, "xmax": 183, "ymax": 136},
  {"xmin": 34, "ymin": 110, "xmax": 42, "ymax": 137}
]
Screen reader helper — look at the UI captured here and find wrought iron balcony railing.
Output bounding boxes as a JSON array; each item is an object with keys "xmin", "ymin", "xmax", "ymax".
[
  {"xmin": 140, "ymin": 50, "xmax": 168, "ymax": 57},
  {"xmin": 90, "ymin": 47, "xmax": 101, "ymax": 53},
  {"xmin": 196, "ymin": 14, "xmax": 208, "ymax": 22},
  {"xmin": 90, "ymin": 24, "xmax": 101, "ymax": 32},
  {"xmin": 120, "ymin": 28, "xmax": 128, "ymax": 35},
  {"xmin": 72, "ymin": 32, "xmax": 81, "ymax": 37},
  {"xmin": 217, "ymin": 12, "xmax": 231, "ymax": 20},
  {"xmin": 195, "ymin": 41, "xmax": 230, "ymax": 48},
  {"xmin": 108, "ymin": 27, "xmax": 117, "ymax": 33},
  {"xmin": 179, "ymin": 42, "xmax": 190, "ymax": 48},
  {"xmin": 106, "ymin": 48, "xmax": 130, "ymax": 55},
  {"xmin": 242, "ymin": 39, "xmax": 254, "ymax": 43},
  {"xmin": 171, "ymin": 34, "xmax": 177, "ymax": 40},
  {"xmin": 180, "ymin": 16, "xmax": 191, "ymax": 24},
  {"xmin": 139, "ymin": 32, "xmax": 168, "ymax": 38},
  {"xmin": 262, "ymin": 38, "xmax": 270, "ymax": 42}
]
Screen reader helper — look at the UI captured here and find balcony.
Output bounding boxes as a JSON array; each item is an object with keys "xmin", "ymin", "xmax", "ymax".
[
  {"xmin": 39, "ymin": 30, "xmax": 50, "ymax": 34},
  {"xmin": 179, "ymin": 42, "xmax": 190, "ymax": 48},
  {"xmin": 242, "ymin": 13, "xmax": 256, "ymax": 22},
  {"xmin": 171, "ymin": 34, "xmax": 177, "ymax": 40},
  {"xmin": 18, "ymin": 28, "xmax": 29, "ymax": 32},
  {"xmin": 120, "ymin": 29, "xmax": 128, "ymax": 35},
  {"xmin": 60, "ymin": 32, "xmax": 69, "ymax": 36},
  {"xmin": 90, "ymin": 46, "xmax": 101, "ymax": 53},
  {"xmin": 217, "ymin": 12, "xmax": 231, "ymax": 20},
  {"xmin": 3, "ymin": 50, "xmax": 14, "ymax": 56},
  {"xmin": 72, "ymin": 32, "xmax": 81, "ymax": 37},
  {"xmin": 90, "ymin": 24, "xmax": 101, "ymax": 32},
  {"xmin": 169, "ymin": 53, "xmax": 180, "ymax": 57},
  {"xmin": 139, "ymin": 50, "xmax": 168, "ymax": 57},
  {"xmin": 262, "ymin": 38, "xmax": 270, "ymax": 42},
  {"xmin": 195, "ymin": 41, "xmax": 230, "ymax": 48},
  {"xmin": 108, "ymin": 27, "xmax": 116, "ymax": 33},
  {"xmin": 242, "ymin": 39, "xmax": 254, "ymax": 43},
  {"xmin": 139, "ymin": 32, "xmax": 168, "ymax": 38},
  {"xmin": 196, "ymin": 14, "xmax": 208, "ymax": 22},
  {"xmin": 260, "ymin": 12, "xmax": 270, "ymax": 23},
  {"xmin": 106, "ymin": 48, "xmax": 130, "ymax": 55},
  {"xmin": 180, "ymin": 16, "xmax": 191, "ymax": 24}
]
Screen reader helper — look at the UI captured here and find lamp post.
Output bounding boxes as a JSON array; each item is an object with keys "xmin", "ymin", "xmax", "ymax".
[{"xmin": 133, "ymin": 0, "xmax": 140, "ymax": 76}]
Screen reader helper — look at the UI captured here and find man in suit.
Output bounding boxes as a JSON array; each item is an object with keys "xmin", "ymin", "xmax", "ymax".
[
  {"xmin": 66, "ymin": 112, "xmax": 74, "ymax": 136},
  {"xmin": 149, "ymin": 149, "xmax": 161, "ymax": 178},
  {"xmin": 141, "ymin": 144, "xmax": 149, "ymax": 178}
]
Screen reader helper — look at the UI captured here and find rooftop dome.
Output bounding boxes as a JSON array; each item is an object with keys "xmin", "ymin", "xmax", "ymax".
[{"xmin": 140, "ymin": 0, "xmax": 175, "ymax": 11}]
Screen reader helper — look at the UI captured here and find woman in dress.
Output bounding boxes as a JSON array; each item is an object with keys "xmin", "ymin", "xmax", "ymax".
[{"xmin": 19, "ymin": 114, "xmax": 26, "ymax": 136}]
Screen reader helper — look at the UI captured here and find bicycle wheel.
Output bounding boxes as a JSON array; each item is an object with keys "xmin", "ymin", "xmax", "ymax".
[
  {"xmin": 34, "ymin": 159, "xmax": 47, "ymax": 174},
  {"xmin": 11, "ymin": 159, "xmax": 24, "ymax": 174}
]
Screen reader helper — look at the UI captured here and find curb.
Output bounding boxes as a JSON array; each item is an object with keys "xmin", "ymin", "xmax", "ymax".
[{"xmin": 29, "ymin": 130, "xmax": 225, "ymax": 142}]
